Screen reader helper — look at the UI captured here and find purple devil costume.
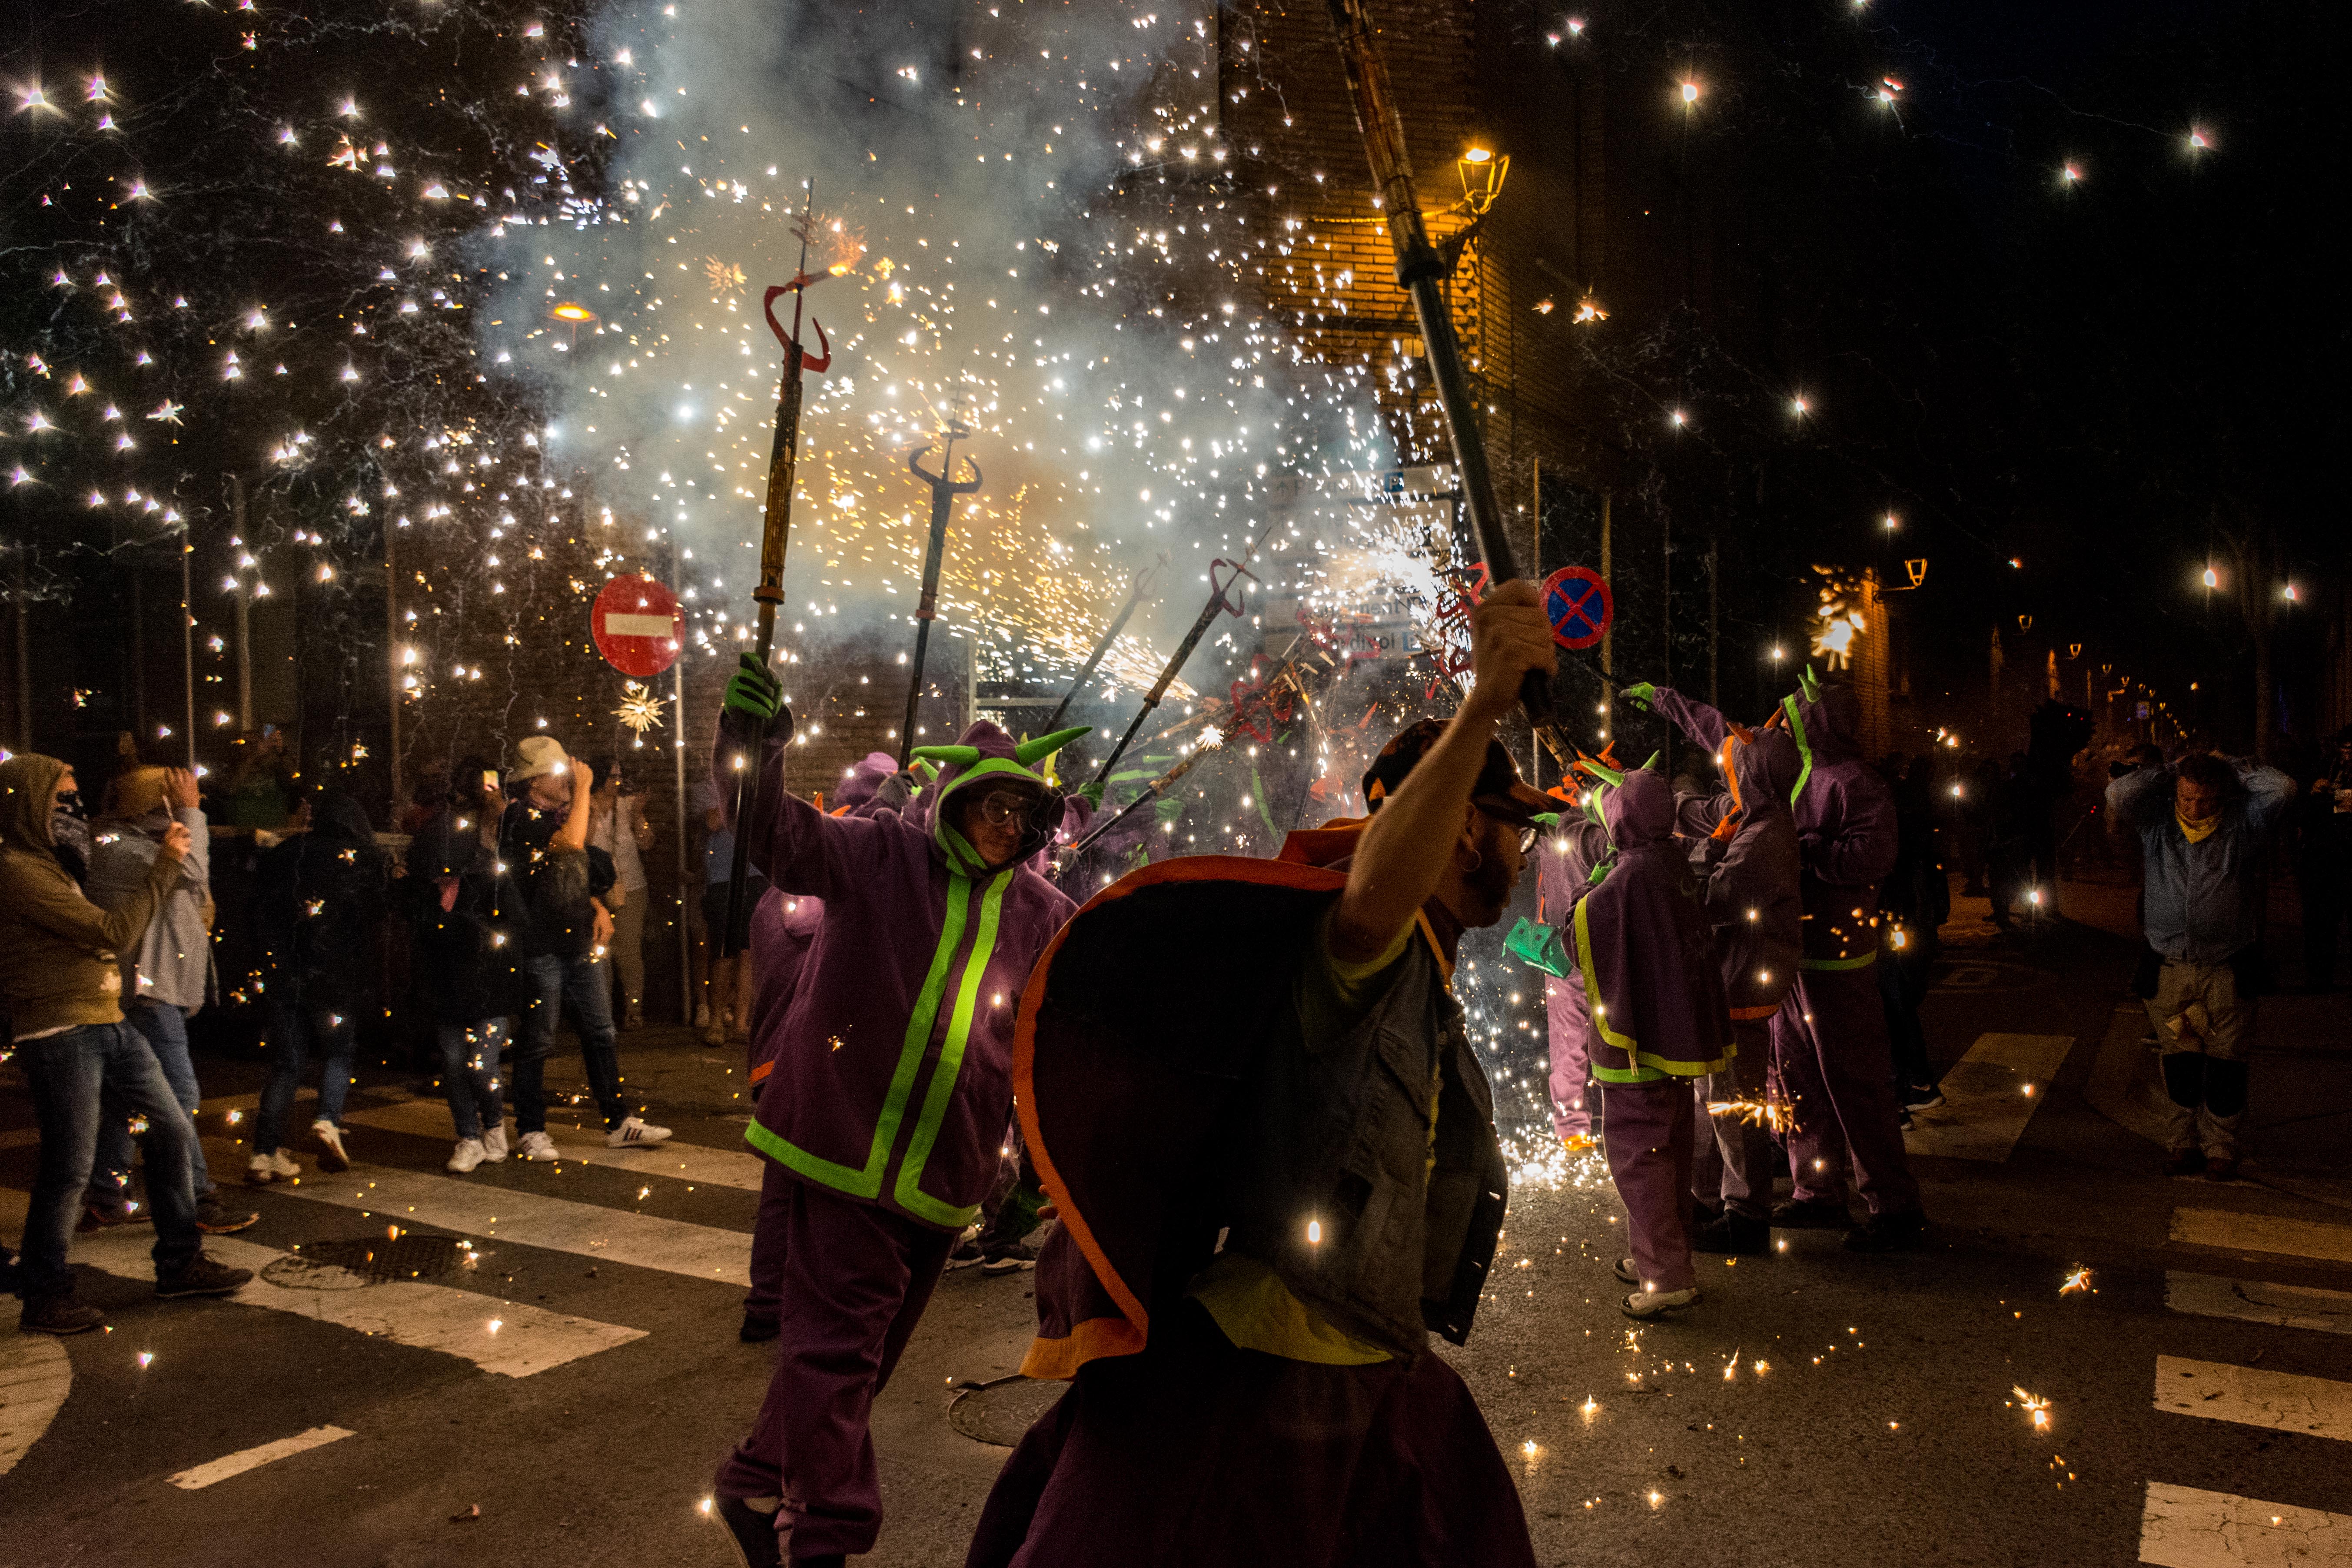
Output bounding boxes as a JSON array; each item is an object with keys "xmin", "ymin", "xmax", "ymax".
[
  {"xmin": 1571, "ymin": 769, "xmax": 1734, "ymax": 1294},
  {"xmin": 1648, "ymin": 689, "xmax": 1804, "ymax": 1221},
  {"xmin": 1771, "ymin": 678, "xmax": 1920, "ymax": 1219},
  {"xmin": 1537, "ymin": 817, "xmax": 1611, "ymax": 1143},
  {"xmin": 743, "ymin": 751, "xmax": 902, "ymax": 1330},
  {"xmin": 715, "ymin": 719, "xmax": 1082, "ymax": 1559}
]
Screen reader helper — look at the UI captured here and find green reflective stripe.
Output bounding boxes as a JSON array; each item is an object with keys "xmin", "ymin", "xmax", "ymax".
[
  {"xmin": 1572, "ymin": 898, "xmax": 1639, "ymax": 1055},
  {"xmin": 893, "ymin": 872, "xmax": 1010, "ymax": 1227},
  {"xmin": 1799, "ymin": 950, "xmax": 1877, "ymax": 971},
  {"xmin": 1590, "ymin": 1060, "xmax": 1665, "ymax": 1084},
  {"xmin": 1575, "ymin": 899, "xmax": 1734, "ymax": 1081},
  {"xmin": 740, "ymin": 872, "xmax": 974, "ymax": 1199},
  {"xmin": 1781, "ymin": 696, "xmax": 1814, "ymax": 805}
]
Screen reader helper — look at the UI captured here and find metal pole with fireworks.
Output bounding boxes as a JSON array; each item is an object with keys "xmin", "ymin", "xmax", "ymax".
[
  {"xmin": 721, "ymin": 191, "xmax": 834, "ymax": 957},
  {"xmin": 1091, "ymin": 514, "xmax": 1281, "ymax": 786},
  {"xmin": 1062, "ymin": 741, "xmax": 1216, "ymax": 863},
  {"xmin": 1324, "ymin": 0, "xmax": 1558, "ymax": 734},
  {"xmin": 1042, "ymin": 559, "xmax": 1160, "ymax": 734},
  {"xmin": 896, "ymin": 428, "xmax": 982, "ymax": 768}
]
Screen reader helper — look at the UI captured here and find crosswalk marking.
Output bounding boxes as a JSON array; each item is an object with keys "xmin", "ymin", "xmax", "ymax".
[
  {"xmin": 2171, "ymin": 1209, "xmax": 2352, "ymax": 1266},
  {"xmin": 210, "ymin": 1150, "xmax": 753, "ymax": 1288},
  {"xmin": 2138, "ymin": 1480, "xmax": 2352, "ymax": 1567},
  {"xmin": 2166, "ymin": 1272, "xmax": 2352, "ymax": 1338},
  {"xmin": 0, "ymin": 1334, "xmax": 74, "ymax": 1478},
  {"xmin": 168, "ymin": 1425, "xmax": 354, "ymax": 1490},
  {"xmin": 1900, "ymin": 1032, "xmax": 2072, "ymax": 1162},
  {"xmin": 2152, "ymin": 1355, "xmax": 2351, "ymax": 1442},
  {"xmin": 338, "ymin": 1099, "xmax": 767, "ymax": 1193},
  {"xmin": 69, "ymin": 1226, "xmax": 646, "ymax": 1378}
]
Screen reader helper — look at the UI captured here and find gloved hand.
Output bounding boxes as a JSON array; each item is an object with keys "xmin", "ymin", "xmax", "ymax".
[
  {"xmin": 1619, "ymin": 681, "xmax": 1657, "ymax": 712},
  {"xmin": 724, "ymin": 654, "xmax": 782, "ymax": 722},
  {"xmin": 1077, "ymin": 781, "xmax": 1105, "ymax": 809}
]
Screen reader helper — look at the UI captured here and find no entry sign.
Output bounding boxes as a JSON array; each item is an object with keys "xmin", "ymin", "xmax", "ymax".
[
  {"xmin": 591, "ymin": 575, "xmax": 682, "ymax": 678},
  {"xmin": 1542, "ymin": 565, "xmax": 1613, "ymax": 651}
]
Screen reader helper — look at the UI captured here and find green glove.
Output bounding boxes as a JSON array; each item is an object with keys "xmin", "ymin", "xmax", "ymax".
[
  {"xmin": 1077, "ymin": 781, "xmax": 1106, "ymax": 809},
  {"xmin": 1620, "ymin": 681, "xmax": 1657, "ymax": 712},
  {"xmin": 723, "ymin": 653, "xmax": 782, "ymax": 723}
]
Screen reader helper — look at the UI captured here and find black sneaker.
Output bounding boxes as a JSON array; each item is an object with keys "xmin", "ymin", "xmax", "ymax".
[
  {"xmin": 21, "ymin": 1295, "xmax": 106, "ymax": 1335},
  {"xmin": 1768, "ymin": 1196, "xmax": 1850, "ymax": 1230},
  {"xmin": 1692, "ymin": 1211, "xmax": 1771, "ymax": 1256},
  {"xmin": 946, "ymin": 1236, "xmax": 987, "ymax": 1269},
  {"xmin": 980, "ymin": 1239, "xmax": 1041, "ymax": 1275},
  {"xmin": 739, "ymin": 1310, "xmax": 779, "ymax": 1344},
  {"xmin": 714, "ymin": 1493, "xmax": 782, "ymax": 1568},
  {"xmin": 1843, "ymin": 1209, "xmax": 1928, "ymax": 1254},
  {"xmin": 194, "ymin": 1198, "xmax": 260, "ymax": 1235},
  {"xmin": 2162, "ymin": 1147, "xmax": 2207, "ymax": 1178},
  {"xmin": 155, "ymin": 1254, "xmax": 254, "ymax": 1299},
  {"xmin": 76, "ymin": 1202, "xmax": 146, "ymax": 1233}
]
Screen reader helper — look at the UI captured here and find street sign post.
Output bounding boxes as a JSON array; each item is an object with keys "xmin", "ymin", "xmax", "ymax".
[
  {"xmin": 591, "ymin": 575, "xmax": 683, "ymax": 678},
  {"xmin": 1542, "ymin": 565, "xmax": 1613, "ymax": 651}
]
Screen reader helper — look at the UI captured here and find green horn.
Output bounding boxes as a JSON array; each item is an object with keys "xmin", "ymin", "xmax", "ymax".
[
  {"xmin": 1014, "ymin": 726, "xmax": 1092, "ymax": 767},
  {"xmin": 910, "ymin": 744, "xmax": 981, "ymax": 767},
  {"xmin": 1798, "ymin": 664, "xmax": 1822, "ymax": 703},
  {"xmin": 1640, "ymin": 750, "xmax": 1661, "ymax": 773},
  {"xmin": 1581, "ymin": 757, "xmax": 1624, "ymax": 788}
]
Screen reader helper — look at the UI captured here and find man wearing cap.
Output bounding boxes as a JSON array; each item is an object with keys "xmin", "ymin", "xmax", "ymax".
[
  {"xmin": 964, "ymin": 583, "xmax": 1555, "ymax": 1568},
  {"xmin": 500, "ymin": 735, "xmax": 670, "ymax": 1156},
  {"xmin": 706, "ymin": 655, "xmax": 1086, "ymax": 1568}
]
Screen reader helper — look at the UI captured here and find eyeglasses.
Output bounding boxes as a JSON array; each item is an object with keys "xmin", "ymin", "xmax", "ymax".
[
  {"xmin": 974, "ymin": 789, "xmax": 1042, "ymax": 828},
  {"xmin": 1514, "ymin": 825, "xmax": 1539, "ymax": 856}
]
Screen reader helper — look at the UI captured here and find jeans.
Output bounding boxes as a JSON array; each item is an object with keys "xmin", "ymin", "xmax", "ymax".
[
  {"xmin": 514, "ymin": 951, "xmax": 624, "ymax": 1132},
  {"xmin": 89, "ymin": 1001, "xmax": 213, "ymax": 1205},
  {"xmin": 608, "ymin": 893, "xmax": 647, "ymax": 1016},
  {"xmin": 16, "ymin": 1023, "xmax": 203, "ymax": 1299},
  {"xmin": 437, "ymin": 1019, "xmax": 509, "ymax": 1142},
  {"xmin": 253, "ymin": 991, "xmax": 357, "ymax": 1156}
]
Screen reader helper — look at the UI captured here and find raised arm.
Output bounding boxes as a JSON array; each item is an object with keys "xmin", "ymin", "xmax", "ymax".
[
  {"xmin": 23, "ymin": 828, "xmax": 184, "ymax": 952},
  {"xmin": 2104, "ymin": 764, "xmax": 2173, "ymax": 831},
  {"xmin": 713, "ymin": 656, "xmax": 904, "ymax": 901},
  {"xmin": 1624, "ymin": 684, "xmax": 1729, "ymax": 754},
  {"xmin": 1332, "ymin": 580, "xmax": 1556, "ymax": 963}
]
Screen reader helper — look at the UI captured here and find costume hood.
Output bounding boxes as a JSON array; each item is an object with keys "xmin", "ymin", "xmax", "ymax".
[
  {"xmin": 912, "ymin": 720, "xmax": 1088, "ymax": 874},
  {"xmin": 834, "ymin": 751, "xmax": 900, "ymax": 815},
  {"xmin": 0, "ymin": 754, "xmax": 66, "ymax": 855},
  {"xmin": 1599, "ymin": 767, "xmax": 1675, "ymax": 849},
  {"xmin": 1780, "ymin": 668, "xmax": 1862, "ymax": 793}
]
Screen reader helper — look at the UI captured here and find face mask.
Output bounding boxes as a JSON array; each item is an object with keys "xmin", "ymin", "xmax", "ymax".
[
  {"xmin": 2176, "ymin": 810, "xmax": 2218, "ymax": 845},
  {"xmin": 51, "ymin": 796, "xmax": 93, "ymax": 880}
]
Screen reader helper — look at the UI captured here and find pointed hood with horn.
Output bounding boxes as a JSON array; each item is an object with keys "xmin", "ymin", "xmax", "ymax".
[{"xmin": 912, "ymin": 720, "xmax": 1090, "ymax": 873}]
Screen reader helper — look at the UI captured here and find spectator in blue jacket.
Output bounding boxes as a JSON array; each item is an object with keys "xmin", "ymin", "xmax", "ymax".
[{"xmin": 2106, "ymin": 751, "xmax": 2295, "ymax": 1180}]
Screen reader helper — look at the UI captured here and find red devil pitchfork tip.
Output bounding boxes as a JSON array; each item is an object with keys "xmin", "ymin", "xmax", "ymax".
[{"xmin": 761, "ymin": 280, "xmax": 832, "ymax": 372}]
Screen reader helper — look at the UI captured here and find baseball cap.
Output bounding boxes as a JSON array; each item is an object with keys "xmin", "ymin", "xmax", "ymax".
[
  {"xmin": 1361, "ymin": 717, "xmax": 1551, "ymax": 827},
  {"xmin": 507, "ymin": 734, "xmax": 572, "ymax": 784}
]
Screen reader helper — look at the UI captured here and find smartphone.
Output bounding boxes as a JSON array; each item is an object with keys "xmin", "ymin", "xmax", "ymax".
[{"xmin": 482, "ymin": 770, "xmax": 499, "ymax": 797}]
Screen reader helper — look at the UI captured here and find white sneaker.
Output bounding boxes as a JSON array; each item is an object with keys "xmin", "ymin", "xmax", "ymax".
[
  {"xmin": 515, "ymin": 1131, "xmax": 560, "ymax": 1163},
  {"xmin": 447, "ymin": 1138, "xmax": 488, "ymax": 1174},
  {"xmin": 1621, "ymin": 1286, "xmax": 1701, "ymax": 1320},
  {"xmin": 607, "ymin": 1116, "xmax": 672, "ymax": 1148},
  {"xmin": 246, "ymin": 1149, "xmax": 299, "ymax": 1185},
  {"xmin": 480, "ymin": 1124, "xmax": 509, "ymax": 1163},
  {"xmin": 312, "ymin": 1119, "xmax": 350, "ymax": 1174}
]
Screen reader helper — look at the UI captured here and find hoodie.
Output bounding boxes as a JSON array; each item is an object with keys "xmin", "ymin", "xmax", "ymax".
[
  {"xmin": 1566, "ymin": 769, "xmax": 1734, "ymax": 1085},
  {"xmin": 0, "ymin": 754, "xmax": 179, "ymax": 1038},
  {"xmin": 728, "ymin": 717, "xmax": 1081, "ymax": 1230},
  {"xmin": 1780, "ymin": 680, "xmax": 1900, "ymax": 963},
  {"xmin": 1647, "ymin": 689, "xmax": 1804, "ymax": 1015},
  {"xmin": 253, "ymin": 793, "xmax": 389, "ymax": 1008},
  {"xmin": 405, "ymin": 818, "xmax": 527, "ymax": 1025},
  {"xmin": 88, "ymin": 802, "xmax": 214, "ymax": 1014}
]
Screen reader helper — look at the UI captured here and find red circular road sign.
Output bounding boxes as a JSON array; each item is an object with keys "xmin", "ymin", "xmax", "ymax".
[
  {"xmin": 1542, "ymin": 565, "xmax": 1614, "ymax": 651},
  {"xmin": 591, "ymin": 575, "xmax": 682, "ymax": 678}
]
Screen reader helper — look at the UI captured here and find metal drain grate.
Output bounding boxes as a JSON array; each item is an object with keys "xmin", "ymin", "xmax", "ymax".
[
  {"xmin": 260, "ymin": 1235, "xmax": 469, "ymax": 1290},
  {"xmin": 946, "ymin": 1376, "xmax": 1066, "ymax": 1448}
]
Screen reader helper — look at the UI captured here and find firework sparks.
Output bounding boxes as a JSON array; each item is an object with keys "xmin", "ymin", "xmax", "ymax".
[
  {"xmin": 612, "ymin": 681, "xmax": 669, "ymax": 734},
  {"xmin": 2010, "ymin": 1386, "xmax": 2053, "ymax": 1432}
]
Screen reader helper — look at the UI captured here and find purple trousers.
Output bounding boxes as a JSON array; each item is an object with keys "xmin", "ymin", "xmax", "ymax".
[
  {"xmin": 715, "ymin": 1178, "xmax": 954, "ymax": 1558},
  {"xmin": 1771, "ymin": 965, "xmax": 1921, "ymax": 1217},
  {"xmin": 1544, "ymin": 975, "xmax": 1595, "ymax": 1139},
  {"xmin": 1600, "ymin": 1079, "xmax": 1697, "ymax": 1293},
  {"xmin": 745, "ymin": 1156, "xmax": 791, "ymax": 1321},
  {"xmin": 1690, "ymin": 1017, "xmax": 1776, "ymax": 1219},
  {"xmin": 967, "ymin": 1300, "xmax": 1537, "ymax": 1568}
]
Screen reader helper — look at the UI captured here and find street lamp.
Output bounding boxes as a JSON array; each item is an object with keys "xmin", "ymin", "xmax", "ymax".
[{"xmin": 1456, "ymin": 146, "xmax": 1508, "ymax": 213}]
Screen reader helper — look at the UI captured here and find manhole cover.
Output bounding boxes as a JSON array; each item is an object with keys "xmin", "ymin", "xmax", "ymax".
[
  {"xmin": 946, "ymin": 1377, "xmax": 1066, "ymax": 1448},
  {"xmin": 260, "ymin": 1236, "xmax": 469, "ymax": 1290}
]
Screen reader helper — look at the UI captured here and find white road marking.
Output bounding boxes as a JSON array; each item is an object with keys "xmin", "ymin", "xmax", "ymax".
[
  {"xmin": 2171, "ymin": 1209, "xmax": 2352, "ymax": 1266},
  {"xmin": 167, "ymin": 1425, "xmax": 354, "ymax": 1490},
  {"xmin": 2152, "ymin": 1355, "xmax": 2351, "ymax": 1442},
  {"xmin": 218, "ymin": 1156, "xmax": 752, "ymax": 1287},
  {"xmin": 0, "ymin": 1334, "xmax": 74, "ymax": 1477},
  {"xmin": 66, "ymin": 1227, "xmax": 646, "ymax": 1377},
  {"xmin": 1900, "ymin": 1032, "xmax": 2073, "ymax": 1162},
  {"xmin": 337, "ymin": 1099, "xmax": 766, "ymax": 1192},
  {"xmin": 2166, "ymin": 1272, "xmax": 2352, "ymax": 1337},
  {"xmin": 2138, "ymin": 1480, "xmax": 2352, "ymax": 1567}
]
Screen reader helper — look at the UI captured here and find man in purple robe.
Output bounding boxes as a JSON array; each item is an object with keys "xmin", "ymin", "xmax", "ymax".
[{"xmin": 708, "ymin": 652, "xmax": 1083, "ymax": 1568}]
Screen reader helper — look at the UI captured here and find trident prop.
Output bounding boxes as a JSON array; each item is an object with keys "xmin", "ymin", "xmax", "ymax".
[
  {"xmin": 1091, "ymin": 513, "xmax": 1281, "ymax": 786},
  {"xmin": 1042, "ymin": 558, "xmax": 1161, "ymax": 734},
  {"xmin": 722, "ymin": 192, "xmax": 834, "ymax": 957},
  {"xmin": 895, "ymin": 430, "xmax": 983, "ymax": 768},
  {"xmin": 1325, "ymin": 0, "xmax": 1558, "ymax": 741}
]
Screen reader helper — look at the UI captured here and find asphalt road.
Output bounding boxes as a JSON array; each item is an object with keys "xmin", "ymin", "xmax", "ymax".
[{"xmin": 4, "ymin": 879, "xmax": 2349, "ymax": 1568}]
